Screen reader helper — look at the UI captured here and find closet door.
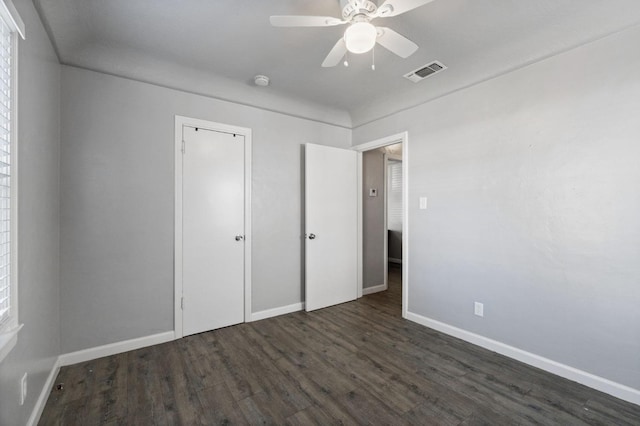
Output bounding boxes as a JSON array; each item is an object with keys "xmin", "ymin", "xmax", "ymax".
[{"xmin": 182, "ymin": 126, "xmax": 245, "ymax": 335}]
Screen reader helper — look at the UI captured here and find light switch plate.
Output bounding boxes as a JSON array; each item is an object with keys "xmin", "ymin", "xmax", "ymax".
[
  {"xmin": 474, "ymin": 302, "xmax": 484, "ymax": 317},
  {"xmin": 419, "ymin": 197, "xmax": 427, "ymax": 210}
]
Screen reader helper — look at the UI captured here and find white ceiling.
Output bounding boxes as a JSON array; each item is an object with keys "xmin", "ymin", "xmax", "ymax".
[{"xmin": 34, "ymin": 0, "xmax": 640, "ymax": 127}]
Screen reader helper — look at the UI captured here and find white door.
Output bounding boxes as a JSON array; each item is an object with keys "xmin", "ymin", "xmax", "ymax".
[
  {"xmin": 182, "ymin": 126, "xmax": 245, "ymax": 336},
  {"xmin": 305, "ymin": 143, "xmax": 358, "ymax": 311}
]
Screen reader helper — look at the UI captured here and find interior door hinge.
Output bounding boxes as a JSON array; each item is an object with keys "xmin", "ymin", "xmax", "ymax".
[
  {"xmin": 181, "ymin": 297, "xmax": 184, "ymax": 310},
  {"xmin": 181, "ymin": 140, "xmax": 185, "ymax": 154}
]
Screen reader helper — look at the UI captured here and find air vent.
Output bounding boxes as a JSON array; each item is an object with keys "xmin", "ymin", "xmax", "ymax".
[{"xmin": 404, "ymin": 61, "xmax": 447, "ymax": 83}]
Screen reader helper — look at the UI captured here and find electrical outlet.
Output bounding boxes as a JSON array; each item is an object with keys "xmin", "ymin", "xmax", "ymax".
[
  {"xmin": 474, "ymin": 302, "xmax": 484, "ymax": 317},
  {"xmin": 19, "ymin": 373, "xmax": 27, "ymax": 405}
]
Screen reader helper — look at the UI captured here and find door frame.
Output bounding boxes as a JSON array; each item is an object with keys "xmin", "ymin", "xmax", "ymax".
[
  {"xmin": 353, "ymin": 131, "xmax": 409, "ymax": 318},
  {"xmin": 382, "ymin": 152, "xmax": 389, "ymax": 292},
  {"xmin": 174, "ymin": 115, "xmax": 252, "ymax": 338}
]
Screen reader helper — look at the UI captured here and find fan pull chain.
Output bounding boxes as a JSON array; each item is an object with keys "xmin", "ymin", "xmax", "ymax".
[
  {"xmin": 344, "ymin": 51, "xmax": 349, "ymax": 67},
  {"xmin": 371, "ymin": 45, "xmax": 376, "ymax": 71}
]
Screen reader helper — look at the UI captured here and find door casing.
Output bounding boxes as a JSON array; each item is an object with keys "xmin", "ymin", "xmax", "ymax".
[{"xmin": 174, "ymin": 115, "xmax": 252, "ymax": 339}]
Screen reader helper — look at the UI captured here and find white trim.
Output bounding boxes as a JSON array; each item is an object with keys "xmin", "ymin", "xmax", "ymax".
[
  {"xmin": 174, "ymin": 115, "xmax": 252, "ymax": 339},
  {"xmin": 0, "ymin": 0, "xmax": 25, "ymax": 39},
  {"xmin": 356, "ymin": 154, "xmax": 363, "ymax": 298},
  {"xmin": 174, "ymin": 117, "xmax": 183, "ymax": 337},
  {"xmin": 0, "ymin": 17, "xmax": 20, "ymax": 348},
  {"xmin": 388, "ymin": 257, "xmax": 402, "ymax": 264},
  {"xmin": 401, "ymin": 136, "xmax": 409, "ymax": 319},
  {"xmin": 0, "ymin": 323, "xmax": 21, "ymax": 362},
  {"xmin": 27, "ymin": 357, "xmax": 61, "ymax": 426},
  {"xmin": 58, "ymin": 331, "xmax": 175, "ymax": 367},
  {"xmin": 250, "ymin": 302, "xmax": 305, "ymax": 322},
  {"xmin": 10, "ymin": 29, "xmax": 19, "ymax": 334},
  {"xmin": 382, "ymin": 153, "xmax": 388, "ymax": 291},
  {"xmin": 353, "ymin": 132, "xmax": 409, "ymax": 320},
  {"xmin": 30, "ymin": 331, "xmax": 174, "ymax": 425},
  {"xmin": 405, "ymin": 311, "xmax": 640, "ymax": 406},
  {"xmin": 244, "ymin": 131, "xmax": 253, "ymax": 322},
  {"xmin": 352, "ymin": 133, "xmax": 407, "ymax": 153},
  {"xmin": 363, "ymin": 283, "xmax": 387, "ymax": 295}
]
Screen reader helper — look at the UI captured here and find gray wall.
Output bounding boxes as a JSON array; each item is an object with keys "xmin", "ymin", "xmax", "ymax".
[
  {"xmin": 353, "ymin": 25, "xmax": 640, "ymax": 390},
  {"xmin": 0, "ymin": 0, "xmax": 61, "ymax": 424},
  {"xmin": 362, "ymin": 150, "xmax": 385, "ymax": 288},
  {"xmin": 60, "ymin": 66, "xmax": 351, "ymax": 353}
]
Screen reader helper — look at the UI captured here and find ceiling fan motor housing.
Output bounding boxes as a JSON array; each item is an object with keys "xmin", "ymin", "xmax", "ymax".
[
  {"xmin": 271, "ymin": 0, "xmax": 428, "ymax": 67},
  {"xmin": 341, "ymin": 0, "xmax": 377, "ymax": 20}
]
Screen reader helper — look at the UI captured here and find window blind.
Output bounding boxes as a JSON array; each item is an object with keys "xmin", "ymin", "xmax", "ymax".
[
  {"xmin": 387, "ymin": 160, "xmax": 403, "ymax": 232},
  {"xmin": 0, "ymin": 14, "xmax": 11, "ymax": 326}
]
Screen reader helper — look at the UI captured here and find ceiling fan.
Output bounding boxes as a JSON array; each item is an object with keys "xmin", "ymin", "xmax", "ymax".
[{"xmin": 270, "ymin": 0, "xmax": 434, "ymax": 67}]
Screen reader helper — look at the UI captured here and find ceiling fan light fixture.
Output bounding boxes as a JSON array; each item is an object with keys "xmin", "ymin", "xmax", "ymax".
[{"xmin": 344, "ymin": 22, "xmax": 377, "ymax": 54}]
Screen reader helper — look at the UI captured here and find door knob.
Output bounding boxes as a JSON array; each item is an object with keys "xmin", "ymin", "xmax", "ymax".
[
  {"xmin": 235, "ymin": 235, "xmax": 244, "ymax": 241},
  {"xmin": 308, "ymin": 233, "xmax": 316, "ymax": 240}
]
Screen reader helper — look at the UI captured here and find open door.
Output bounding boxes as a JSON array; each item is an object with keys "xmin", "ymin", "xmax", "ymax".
[{"xmin": 305, "ymin": 143, "xmax": 358, "ymax": 311}]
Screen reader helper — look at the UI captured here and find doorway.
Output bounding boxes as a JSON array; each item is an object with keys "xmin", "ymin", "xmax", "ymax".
[
  {"xmin": 355, "ymin": 132, "xmax": 408, "ymax": 318},
  {"xmin": 174, "ymin": 116, "xmax": 252, "ymax": 338}
]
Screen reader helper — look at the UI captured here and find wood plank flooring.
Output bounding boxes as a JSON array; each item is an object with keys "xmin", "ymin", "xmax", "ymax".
[{"xmin": 40, "ymin": 264, "xmax": 640, "ymax": 425}]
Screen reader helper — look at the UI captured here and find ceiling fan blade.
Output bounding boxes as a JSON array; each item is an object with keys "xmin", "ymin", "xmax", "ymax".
[
  {"xmin": 376, "ymin": 27, "xmax": 418, "ymax": 58},
  {"xmin": 270, "ymin": 15, "xmax": 346, "ymax": 27},
  {"xmin": 322, "ymin": 38, "xmax": 347, "ymax": 67},
  {"xmin": 375, "ymin": 0, "xmax": 434, "ymax": 17}
]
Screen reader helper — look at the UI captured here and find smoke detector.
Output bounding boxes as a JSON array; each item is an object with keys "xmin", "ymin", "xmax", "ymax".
[{"xmin": 254, "ymin": 75, "xmax": 270, "ymax": 87}]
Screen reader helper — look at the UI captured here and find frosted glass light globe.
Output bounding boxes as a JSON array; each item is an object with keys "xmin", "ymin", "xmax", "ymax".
[{"xmin": 344, "ymin": 22, "xmax": 377, "ymax": 54}]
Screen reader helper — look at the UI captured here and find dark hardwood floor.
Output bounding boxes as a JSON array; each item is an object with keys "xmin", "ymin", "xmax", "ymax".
[{"xmin": 40, "ymin": 264, "xmax": 640, "ymax": 425}]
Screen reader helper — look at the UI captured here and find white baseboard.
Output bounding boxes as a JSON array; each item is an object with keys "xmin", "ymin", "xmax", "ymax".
[
  {"xmin": 30, "ymin": 331, "xmax": 175, "ymax": 425},
  {"xmin": 58, "ymin": 331, "xmax": 175, "ymax": 367},
  {"xmin": 388, "ymin": 258, "xmax": 402, "ymax": 264},
  {"xmin": 405, "ymin": 311, "xmax": 640, "ymax": 406},
  {"xmin": 27, "ymin": 357, "xmax": 61, "ymax": 426},
  {"xmin": 363, "ymin": 283, "xmax": 387, "ymax": 295},
  {"xmin": 251, "ymin": 302, "xmax": 305, "ymax": 321}
]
